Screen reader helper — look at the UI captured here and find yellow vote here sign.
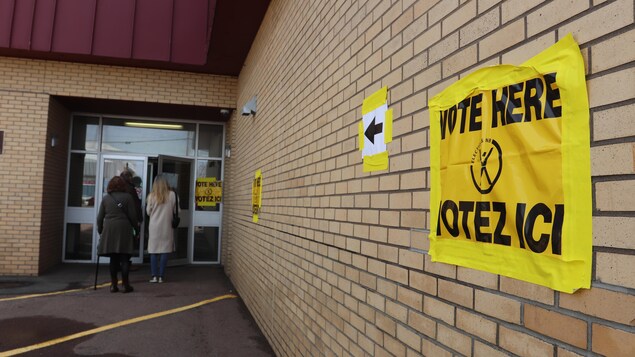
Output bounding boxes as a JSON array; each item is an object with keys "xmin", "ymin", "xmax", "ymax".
[
  {"xmin": 252, "ymin": 169, "xmax": 262, "ymax": 223},
  {"xmin": 195, "ymin": 178, "xmax": 222, "ymax": 207},
  {"xmin": 428, "ymin": 34, "xmax": 591, "ymax": 293}
]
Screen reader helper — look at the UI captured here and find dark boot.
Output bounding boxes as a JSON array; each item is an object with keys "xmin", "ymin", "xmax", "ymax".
[
  {"xmin": 109, "ymin": 258, "xmax": 119, "ymax": 293},
  {"xmin": 121, "ymin": 259, "xmax": 134, "ymax": 293}
]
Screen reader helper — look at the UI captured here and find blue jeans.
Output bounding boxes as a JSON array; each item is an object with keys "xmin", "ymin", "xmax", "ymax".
[{"xmin": 150, "ymin": 253, "xmax": 169, "ymax": 278}]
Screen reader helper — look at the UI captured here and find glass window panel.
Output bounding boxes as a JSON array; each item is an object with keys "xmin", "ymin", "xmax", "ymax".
[
  {"xmin": 71, "ymin": 116, "xmax": 100, "ymax": 151},
  {"xmin": 195, "ymin": 160, "xmax": 222, "ymax": 212},
  {"xmin": 67, "ymin": 153, "xmax": 98, "ymax": 207},
  {"xmin": 197, "ymin": 124, "xmax": 223, "ymax": 157},
  {"xmin": 65, "ymin": 223, "xmax": 93, "ymax": 260},
  {"xmin": 170, "ymin": 227, "xmax": 189, "ymax": 260},
  {"xmin": 161, "ymin": 159, "xmax": 192, "ymax": 208},
  {"xmin": 102, "ymin": 118, "xmax": 195, "ymax": 156},
  {"xmin": 193, "ymin": 226, "xmax": 219, "ymax": 262},
  {"xmin": 101, "ymin": 157, "xmax": 145, "ymax": 198}
]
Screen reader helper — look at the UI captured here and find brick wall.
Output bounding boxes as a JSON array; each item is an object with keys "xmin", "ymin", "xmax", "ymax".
[
  {"xmin": 0, "ymin": 57, "xmax": 237, "ymax": 275},
  {"xmin": 221, "ymin": 116, "xmax": 235, "ymax": 275},
  {"xmin": 38, "ymin": 97, "xmax": 71, "ymax": 274},
  {"xmin": 225, "ymin": 0, "xmax": 635, "ymax": 356},
  {"xmin": 0, "ymin": 91, "xmax": 49, "ymax": 275},
  {"xmin": 0, "ymin": 57, "xmax": 237, "ymax": 109}
]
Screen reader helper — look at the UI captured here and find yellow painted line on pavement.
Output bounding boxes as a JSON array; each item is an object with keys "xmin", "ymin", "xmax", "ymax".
[
  {"xmin": 0, "ymin": 282, "xmax": 113, "ymax": 302},
  {"xmin": 0, "ymin": 294, "xmax": 238, "ymax": 356}
]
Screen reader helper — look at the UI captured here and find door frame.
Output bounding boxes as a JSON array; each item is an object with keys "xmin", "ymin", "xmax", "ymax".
[
  {"xmin": 96, "ymin": 154, "xmax": 148, "ymax": 264},
  {"xmin": 158, "ymin": 154, "xmax": 195, "ymax": 265},
  {"xmin": 191, "ymin": 160, "xmax": 224, "ymax": 264}
]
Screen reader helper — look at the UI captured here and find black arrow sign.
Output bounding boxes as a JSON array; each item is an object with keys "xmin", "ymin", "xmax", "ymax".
[{"xmin": 364, "ymin": 117, "xmax": 383, "ymax": 144}]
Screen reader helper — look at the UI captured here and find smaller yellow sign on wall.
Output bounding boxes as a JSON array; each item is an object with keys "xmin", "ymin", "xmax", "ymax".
[
  {"xmin": 359, "ymin": 86, "xmax": 393, "ymax": 172},
  {"xmin": 195, "ymin": 177, "xmax": 223, "ymax": 207},
  {"xmin": 252, "ymin": 169, "xmax": 263, "ymax": 223}
]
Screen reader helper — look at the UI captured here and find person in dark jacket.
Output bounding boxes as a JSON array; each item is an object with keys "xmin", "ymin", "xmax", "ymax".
[
  {"xmin": 120, "ymin": 169, "xmax": 143, "ymax": 271},
  {"xmin": 120, "ymin": 169, "xmax": 143, "ymax": 232},
  {"xmin": 97, "ymin": 176, "xmax": 138, "ymax": 293}
]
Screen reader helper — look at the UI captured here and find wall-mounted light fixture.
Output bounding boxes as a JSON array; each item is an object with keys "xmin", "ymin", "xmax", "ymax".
[
  {"xmin": 241, "ymin": 96, "xmax": 257, "ymax": 116},
  {"xmin": 124, "ymin": 122, "xmax": 183, "ymax": 130},
  {"xmin": 225, "ymin": 145, "xmax": 232, "ymax": 158},
  {"xmin": 50, "ymin": 135, "xmax": 58, "ymax": 148}
]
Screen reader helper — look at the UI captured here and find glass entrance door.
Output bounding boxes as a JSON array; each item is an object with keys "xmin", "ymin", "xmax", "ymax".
[
  {"xmin": 193, "ymin": 159, "xmax": 223, "ymax": 264},
  {"xmin": 65, "ymin": 115, "xmax": 226, "ymax": 265},
  {"xmin": 158, "ymin": 155, "xmax": 194, "ymax": 265},
  {"xmin": 98, "ymin": 155, "xmax": 147, "ymax": 263}
]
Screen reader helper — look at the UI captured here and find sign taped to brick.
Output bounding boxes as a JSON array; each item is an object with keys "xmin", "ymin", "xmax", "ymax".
[
  {"xmin": 195, "ymin": 177, "xmax": 222, "ymax": 207},
  {"xmin": 359, "ymin": 86, "xmax": 393, "ymax": 172},
  {"xmin": 428, "ymin": 34, "xmax": 591, "ymax": 293},
  {"xmin": 252, "ymin": 169, "xmax": 262, "ymax": 223}
]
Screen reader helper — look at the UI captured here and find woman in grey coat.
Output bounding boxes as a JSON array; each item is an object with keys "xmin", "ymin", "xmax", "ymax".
[
  {"xmin": 146, "ymin": 174, "xmax": 178, "ymax": 283},
  {"xmin": 97, "ymin": 176, "xmax": 138, "ymax": 293}
]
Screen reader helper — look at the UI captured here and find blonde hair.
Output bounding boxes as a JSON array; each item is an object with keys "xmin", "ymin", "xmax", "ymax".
[{"xmin": 150, "ymin": 175, "xmax": 171, "ymax": 204}]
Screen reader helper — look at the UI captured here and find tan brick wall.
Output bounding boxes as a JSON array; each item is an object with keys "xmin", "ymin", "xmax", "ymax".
[
  {"xmin": 38, "ymin": 97, "xmax": 72, "ymax": 273},
  {"xmin": 0, "ymin": 57, "xmax": 237, "ymax": 275},
  {"xmin": 225, "ymin": 0, "xmax": 635, "ymax": 356},
  {"xmin": 0, "ymin": 91, "xmax": 49, "ymax": 275},
  {"xmin": 0, "ymin": 57, "xmax": 237, "ymax": 108}
]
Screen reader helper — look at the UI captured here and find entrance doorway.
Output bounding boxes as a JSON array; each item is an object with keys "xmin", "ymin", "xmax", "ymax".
[{"xmin": 63, "ymin": 114, "xmax": 225, "ymax": 265}]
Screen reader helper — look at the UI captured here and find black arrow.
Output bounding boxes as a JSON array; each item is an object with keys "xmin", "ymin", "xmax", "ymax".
[{"xmin": 364, "ymin": 117, "xmax": 383, "ymax": 144}]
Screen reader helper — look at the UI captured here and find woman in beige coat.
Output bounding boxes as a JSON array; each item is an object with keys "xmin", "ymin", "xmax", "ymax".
[{"xmin": 146, "ymin": 175, "xmax": 178, "ymax": 283}]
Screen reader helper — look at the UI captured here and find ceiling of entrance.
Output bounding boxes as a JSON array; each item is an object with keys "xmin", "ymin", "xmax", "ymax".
[{"xmin": 0, "ymin": 0, "xmax": 270, "ymax": 76}]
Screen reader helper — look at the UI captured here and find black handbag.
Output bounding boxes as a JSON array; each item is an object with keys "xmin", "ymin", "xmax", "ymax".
[{"xmin": 172, "ymin": 190, "xmax": 180, "ymax": 228}]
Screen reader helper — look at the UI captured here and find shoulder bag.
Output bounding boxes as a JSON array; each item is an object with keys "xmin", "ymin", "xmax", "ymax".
[
  {"xmin": 172, "ymin": 190, "xmax": 180, "ymax": 229},
  {"xmin": 109, "ymin": 193, "xmax": 139, "ymax": 238}
]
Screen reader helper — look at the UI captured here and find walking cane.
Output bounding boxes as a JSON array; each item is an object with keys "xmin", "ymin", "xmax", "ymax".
[{"xmin": 94, "ymin": 255, "xmax": 100, "ymax": 290}]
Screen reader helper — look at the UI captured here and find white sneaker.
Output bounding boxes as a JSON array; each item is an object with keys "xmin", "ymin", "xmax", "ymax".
[
  {"xmin": 149, "ymin": 276, "xmax": 158, "ymax": 283},
  {"xmin": 158, "ymin": 277, "xmax": 164, "ymax": 283}
]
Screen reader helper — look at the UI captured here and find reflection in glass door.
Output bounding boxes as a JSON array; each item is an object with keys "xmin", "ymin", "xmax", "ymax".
[
  {"xmin": 98, "ymin": 155, "xmax": 147, "ymax": 263},
  {"xmin": 158, "ymin": 155, "xmax": 194, "ymax": 265}
]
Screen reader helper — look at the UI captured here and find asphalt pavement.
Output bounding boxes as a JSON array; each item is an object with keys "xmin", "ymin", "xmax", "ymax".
[{"xmin": 0, "ymin": 264, "xmax": 275, "ymax": 357}]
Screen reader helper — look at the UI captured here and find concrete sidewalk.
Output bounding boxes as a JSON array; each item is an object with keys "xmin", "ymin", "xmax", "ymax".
[{"xmin": 0, "ymin": 264, "xmax": 275, "ymax": 357}]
